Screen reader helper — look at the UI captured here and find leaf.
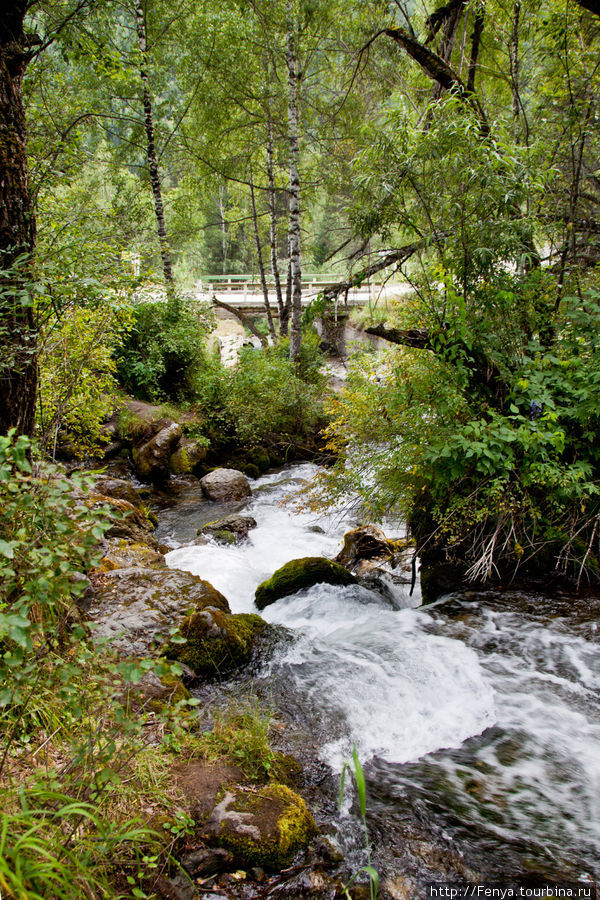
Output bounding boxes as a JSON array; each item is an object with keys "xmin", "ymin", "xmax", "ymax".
[
  {"xmin": 0, "ymin": 540, "xmax": 15, "ymax": 559},
  {"xmin": 352, "ymin": 743, "xmax": 367, "ymax": 818}
]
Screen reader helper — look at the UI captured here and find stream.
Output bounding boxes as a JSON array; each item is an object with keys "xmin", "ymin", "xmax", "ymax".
[{"xmin": 155, "ymin": 464, "xmax": 600, "ymax": 891}]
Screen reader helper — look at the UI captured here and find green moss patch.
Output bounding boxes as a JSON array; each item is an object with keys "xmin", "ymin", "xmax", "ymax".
[
  {"xmin": 255, "ymin": 557, "xmax": 357, "ymax": 609},
  {"xmin": 163, "ymin": 609, "xmax": 268, "ymax": 678},
  {"xmin": 211, "ymin": 783, "xmax": 316, "ymax": 869}
]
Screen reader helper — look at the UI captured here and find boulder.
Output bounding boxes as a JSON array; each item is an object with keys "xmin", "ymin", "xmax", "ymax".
[
  {"xmin": 98, "ymin": 538, "xmax": 165, "ymax": 572},
  {"xmin": 87, "ymin": 493, "xmax": 159, "ymax": 548},
  {"xmin": 163, "ymin": 608, "xmax": 268, "ymax": 678},
  {"xmin": 206, "ymin": 783, "xmax": 316, "ymax": 869},
  {"xmin": 200, "ymin": 468, "xmax": 251, "ymax": 501},
  {"xmin": 199, "ymin": 515, "xmax": 257, "ymax": 543},
  {"xmin": 335, "ymin": 525, "xmax": 396, "ymax": 573},
  {"xmin": 92, "ymin": 476, "xmax": 143, "ymax": 507},
  {"xmin": 87, "ymin": 568, "xmax": 230, "ymax": 656},
  {"xmin": 169, "ymin": 437, "xmax": 208, "ymax": 475},
  {"xmin": 255, "ymin": 557, "xmax": 357, "ymax": 610},
  {"xmin": 132, "ymin": 420, "xmax": 183, "ymax": 482}
]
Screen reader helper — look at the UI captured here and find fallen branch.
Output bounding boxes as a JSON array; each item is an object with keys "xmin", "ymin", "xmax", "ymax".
[
  {"xmin": 321, "ymin": 240, "xmax": 429, "ymax": 304},
  {"xmin": 211, "ymin": 296, "xmax": 268, "ymax": 347}
]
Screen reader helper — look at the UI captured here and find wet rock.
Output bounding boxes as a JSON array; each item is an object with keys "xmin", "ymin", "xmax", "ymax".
[
  {"xmin": 336, "ymin": 525, "xmax": 399, "ymax": 573},
  {"xmin": 98, "ymin": 538, "xmax": 165, "ymax": 572},
  {"xmin": 179, "ymin": 846, "xmax": 234, "ymax": 878},
  {"xmin": 163, "ymin": 608, "xmax": 269, "ymax": 678},
  {"xmin": 255, "ymin": 557, "xmax": 357, "ymax": 610},
  {"xmin": 88, "ymin": 568, "xmax": 230, "ymax": 656},
  {"xmin": 199, "ymin": 515, "xmax": 257, "ymax": 543},
  {"xmin": 200, "ymin": 468, "xmax": 251, "ymax": 501},
  {"xmin": 206, "ymin": 783, "xmax": 316, "ymax": 869},
  {"xmin": 88, "ymin": 492, "xmax": 160, "ymax": 548},
  {"xmin": 92, "ymin": 476, "xmax": 142, "ymax": 507},
  {"xmin": 132, "ymin": 420, "xmax": 183, "ymax": 482},
  {"xmin": 169, "ymin": 438, "xmax": 208, "ymax": 475},
  {"xmin": 356, "ymin": 567, "xmax": 412, "ymax": 607}
]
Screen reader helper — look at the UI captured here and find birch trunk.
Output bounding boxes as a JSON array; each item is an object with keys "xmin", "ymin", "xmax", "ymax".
[
  {"xmin": 286, "ymin": 5, "xmax": 302, "ymax": 361},
  {"xmin": 135, "ymin": 0, "xmax": 174, "ymax": 293},
  {"xmin": 250, "ymin": 179, "xmax": 276, "ymax": 341}
]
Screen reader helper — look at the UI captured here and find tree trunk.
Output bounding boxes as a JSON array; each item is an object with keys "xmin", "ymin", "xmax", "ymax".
[
  {"xmin": 266, "ymin": 115, "xmax": 285, "ymax": 330},
  {"xmin": 286, "ymin": 4, "xmax": 302, "ymax": 361},
  {"xmin": 466, "ymin": 5, "xmax": 485, "ymax": 94},
  {"xmin": 509, "ymin": 1, "xmax": 521, "ymax": 120},
  {"xmin": 0, "ymin": 3, "xmax": 37, "ymax": 437},
  {"xmin": 250, "ymin": 178, "xmax": 276, "ymax": 341},
  {"xmin": 135, "ymin": 0, "xmax": 174, "ymax": 293}
]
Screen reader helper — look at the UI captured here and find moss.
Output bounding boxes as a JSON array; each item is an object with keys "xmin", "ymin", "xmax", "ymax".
[
  {"xmin": 212, "ymin": 529, "xmax": 236, "ymax": 545},
  {"xmin": 247, "ymin": 448, "xmax": 271, "ymax": 472},
  {"xmin": 164, "ymin": 609, "xmax": 268, "ymax": 678},
  {"xmin": 255, "ymin": 557, "xmax": 357, "ymax": 609},
  {"xmin": 214, "ymin": 783, "xmax": 316, "ymax": 869},
  {"xmin": 270, "ymin": 752, "xmax": 303, "ymax": 786}
]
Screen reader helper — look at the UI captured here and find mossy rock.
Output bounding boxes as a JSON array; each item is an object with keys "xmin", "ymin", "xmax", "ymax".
[
  {"xmin": 238, "ymin": 461, "xmax": 261, "ymax": 480},
  {"xmin": 255, "ymin": 557, "xmax": 358, "ymax": 610},
  {"xmin": 88, "ymin": 568, "xmax": 230, "ymax": 656},
  {"xmin": 247, "ymin": 448, "xmax": 271, "ymax": 472},
  {"xmin": 169, "ymin": 437, "xmax": 208, "ymax": 475},
  {"xmin": 208, "ymin": 783, "xmax": 316, "ymax": 869},
  {"xmin": 163, "ymin": 609, "xmax": 269, "ymax": 678}
]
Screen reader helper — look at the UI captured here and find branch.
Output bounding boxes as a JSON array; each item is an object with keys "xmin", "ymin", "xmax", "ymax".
[
  {"xmin": 321, "ymin": 240, "xmax": 429, "ymax": 303},
  {"xmin": 365, "ymin": 323, "xmax": 434, "ymax": 349},
  {"xmin": 366, "ymin": 321, "xmax": 506, "ymax": 396},
  {"xmin": 211, "ymin": 296, "xmax": 268, "ymax": 347},
  {"xmin": 384, "ymin": 26, "xmax": 489, "ymax": 134},
  {"xmin": 426, "ymin": 0, "xmax": 468, "ymax": 43}
]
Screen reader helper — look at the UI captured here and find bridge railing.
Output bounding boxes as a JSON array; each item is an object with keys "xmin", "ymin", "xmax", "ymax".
[{"xmin": 196, "ymin": 273, "xmax": 386, "ymax": 295}]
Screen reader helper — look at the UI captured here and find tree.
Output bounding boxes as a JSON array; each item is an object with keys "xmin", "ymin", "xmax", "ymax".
[{"xmin": 0, "ymin": 2, "xmax": 38, "ymax": 436}]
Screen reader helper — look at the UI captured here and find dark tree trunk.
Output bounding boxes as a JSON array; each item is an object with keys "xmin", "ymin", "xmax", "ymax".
[
  {"xmin": 286, "ymin": 5, "xmax": 302, "ymax": 361},
  {"xmin": 250, "ymin": 179, "xmax": 276, "ymax": 341},
  {"xmin": 135, "ymin": 0, "xmax": 174, "ymax": 293},
  {"xmin": 466, "ymin": 5, "xmax": 485, "ymax": 94},
  {"xmin": 0, "ymin": 2, "xmax": 37, "ymax": 437}
]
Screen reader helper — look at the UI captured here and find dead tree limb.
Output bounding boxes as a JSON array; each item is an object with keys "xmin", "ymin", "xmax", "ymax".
[
  {"xmin": 321, "ymin": 240, "xmax": 430, "ymax": 303},
  {"xmin": 212, "ymin": 296, "xmax": 268, "ymax": 347}
]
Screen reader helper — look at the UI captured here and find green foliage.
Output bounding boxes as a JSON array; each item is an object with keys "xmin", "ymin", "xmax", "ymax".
[
  {"xmin": 319, "ymin": 289, "xmax": 600, "ymax": 587},
  {"xmin": 225, "ymin": 341, "xmax": 326, "ymax": 446},
  {"xmin": 114, "ymin": 295, "xmax": 214, "ymax": 402},
  {"xmin": 38, "ymin": 304, "xmax": 131, "ymax": 458},
  {"xmin": 196, "ymin": 696, "xmax": 276, "ymax": 781},
  {"xmin": 0, "ymin": 431, "xmax": 200, "ymax": 898},
  {"xmin": 339, "ymin": 744, "xmax": 379, "ymax": 900}
]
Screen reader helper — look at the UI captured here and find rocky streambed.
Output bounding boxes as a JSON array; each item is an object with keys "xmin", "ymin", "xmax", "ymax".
[{"xmin": 83, "ymin": 462, "xmax": 600, "ymax": 899}]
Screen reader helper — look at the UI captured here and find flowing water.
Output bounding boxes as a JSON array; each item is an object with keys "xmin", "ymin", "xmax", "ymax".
[{"xmin": 158, "ymin": 465, "xmax": 600, "ymax": 888}]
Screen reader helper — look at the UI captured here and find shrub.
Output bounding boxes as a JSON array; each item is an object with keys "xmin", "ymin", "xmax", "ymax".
[
  {"xmin": 114, "ymin": 295, "xmax": 214, "ymax": 402},
  {"xmin": 38, "ymin": 304, "xmax": 130, "ymax": 458}
]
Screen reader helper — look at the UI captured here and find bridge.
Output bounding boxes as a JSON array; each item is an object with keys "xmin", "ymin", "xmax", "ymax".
[{"xmin": 194, "ymin": 273, "xmax": 410, "ymax": 315}]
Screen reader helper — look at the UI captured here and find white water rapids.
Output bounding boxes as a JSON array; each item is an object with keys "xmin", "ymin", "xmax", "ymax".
[{"xmin": 162, "ymin": 463, "xmax": 600, "ymax": 878}]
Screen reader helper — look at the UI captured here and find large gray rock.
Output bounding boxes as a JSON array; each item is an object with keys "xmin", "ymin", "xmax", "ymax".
[
  {"xmin": 200, "ymin": 468, "xmax": 251, "ymax": 501},
  {"xmin": 87, "ymin": 567, "xmax": 230, "ymax": 656},
  {"xmin": 132, "ymin": 420, "xmax": 183, "ymax": 482}
]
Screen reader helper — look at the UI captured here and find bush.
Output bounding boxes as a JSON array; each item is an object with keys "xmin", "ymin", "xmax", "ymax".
[
  {"xmin": 114, "ymin": 295, "xmax": 214, "ymax": 402},
  {"xmin": 226, "ymin": 344, "xmax": 326, "ymax": 447},
  {"xmin": 0, "ymin": 432, "xmax": 196, "ymax": 897},
  {"xmin": 38, "ymin": 304, "xmax": 130, "ymax": 458}
]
